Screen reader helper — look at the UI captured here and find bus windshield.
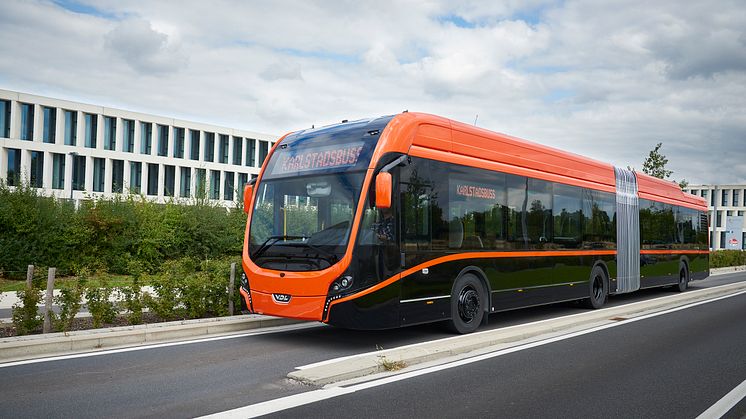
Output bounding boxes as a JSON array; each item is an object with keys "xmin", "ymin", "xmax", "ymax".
[
  {"xmin": 248, "ymin": 116, "xmax": 393, "ymax": 271},
  {"xmin": 249, "ymin": 171, "xmax": 365, "ymax": 271}
]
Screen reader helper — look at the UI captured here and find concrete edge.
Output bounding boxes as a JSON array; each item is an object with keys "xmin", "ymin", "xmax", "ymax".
[
  {"xmin": 710, "ymin": 265, "xmax": 746, "ymax": 276},
  {"xmin": 288, "ymin": 281, "xmax": 746, "ymax": 386},
  {"xmin": 0, "ymin": 315, "xmax": 306, "ymax": 362}
]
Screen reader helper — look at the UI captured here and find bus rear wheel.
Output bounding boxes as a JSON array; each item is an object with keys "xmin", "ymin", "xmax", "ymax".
[
  {"xmin": 583, "ymin": 266, "xmax": 607, "ymax": 309},
  {"xmin": 447, "ymin": 274, "xmax": 485, "ymax": 334},
  {"xmin": 674, "ymin": 265, "xmax": 689, "ymax": 292}
]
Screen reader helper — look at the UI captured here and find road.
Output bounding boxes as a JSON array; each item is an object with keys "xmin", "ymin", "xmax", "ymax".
[{"xmin": 1, "ymin": 273, "xmax": 744, "ymax": 418}]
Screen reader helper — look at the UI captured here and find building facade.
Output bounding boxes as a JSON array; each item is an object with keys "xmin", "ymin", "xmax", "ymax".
[
  {"xmin": 684, "ymin": 184, "xmax": 746, "ymax": 250},
  {"xmin": 0, "ymin": 89, "xmax": 277, "ymax": 207}
]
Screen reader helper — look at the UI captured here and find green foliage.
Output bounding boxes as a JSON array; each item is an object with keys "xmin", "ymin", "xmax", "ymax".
[
  {"xmin": 85, "ymin": 277, "xmax": 117, "ymax": 328},
  {"xmin": 710, "ymin": 250, "xmax": 746, "ymax": 268},
  {"xmin": 11, "ymin": 286, "xmax": 43, "ymax": 335},
  {"xmin": 0, "ymin": 182, "xmax": 246, "ymax": 276},
  {"xmin": 54, "ymin": 278, "xmax": 86, "ymax": 332},
  {"xmin": 642, "ymin": 142, "xmax": 673, "ymax": 179}
]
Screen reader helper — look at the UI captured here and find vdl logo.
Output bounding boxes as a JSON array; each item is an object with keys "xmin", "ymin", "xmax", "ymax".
[{"xmin": 272, "ymin": 293, "xmax": 292, "ymax": 304}]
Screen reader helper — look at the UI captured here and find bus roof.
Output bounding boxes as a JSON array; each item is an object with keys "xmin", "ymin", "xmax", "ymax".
[{"xmin": 373, "ymin": 112, "xmax": 706, "ymax": 210}]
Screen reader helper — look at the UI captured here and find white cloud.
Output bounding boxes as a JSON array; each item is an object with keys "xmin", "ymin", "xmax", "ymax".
[{"xmin": 0, "ymin": 0, "xmax": 744, "ymax": 184}]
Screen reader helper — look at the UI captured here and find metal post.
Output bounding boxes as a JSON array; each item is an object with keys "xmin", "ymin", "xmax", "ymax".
[
  {"xmin": 712, "ymin": 185, "xmax": 718, "ymax": 250},
  {"xmin": 43, "ymin": 267, "xmax": 56, "ymax": 333},
  {"xmin": 228, "ymin": 262, "xmax": 236, "ymax": 316},
  {"xmin": 26, "ymin": 264, "xmax": 34, "ymax": 288}
]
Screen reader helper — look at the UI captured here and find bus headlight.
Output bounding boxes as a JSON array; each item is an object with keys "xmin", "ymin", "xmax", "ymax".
[{"xmin": 330, "ymin": 275, "xmax": 354, "ymax": 294}]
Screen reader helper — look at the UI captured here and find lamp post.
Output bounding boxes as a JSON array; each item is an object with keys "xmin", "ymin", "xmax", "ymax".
[{"xmin": 68, "ymin": 151, "xmax": 78, "ymax": 203}]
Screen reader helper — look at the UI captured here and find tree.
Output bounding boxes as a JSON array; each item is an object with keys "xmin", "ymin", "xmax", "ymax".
[
  {"xmin": 642, "ymin": 142, "xmax": 672, "ymax": 179},
  {"xmin": 640, "ymin": 142, "xmax": 688, "ymax": 189}
]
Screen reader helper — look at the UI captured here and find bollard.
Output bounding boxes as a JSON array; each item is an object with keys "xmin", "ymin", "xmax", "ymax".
[
  {"xmin": 229, "ymin": 263, "xmax": 236, "ymax": 316},
  {"xmin": 43, "ymin": 267, "xmax": 56, "ymax": 333},
  {"xmin": 26, "ymin": 265, "xmax": 34, "ymax": 288}
]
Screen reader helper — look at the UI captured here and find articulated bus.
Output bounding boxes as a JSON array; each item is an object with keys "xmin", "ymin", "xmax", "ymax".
[{"xmin": 239, "ymin": 112, "xmax": 709, "ymax": 333}]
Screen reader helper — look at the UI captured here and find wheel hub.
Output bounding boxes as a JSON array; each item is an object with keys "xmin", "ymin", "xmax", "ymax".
[{"xmin": 458, "ymin": 286, "xmax": 480, "ymax": 324}]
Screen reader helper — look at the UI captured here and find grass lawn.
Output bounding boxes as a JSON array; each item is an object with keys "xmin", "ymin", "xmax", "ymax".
[{"xmin": 0, "ymin": 274, "xmax": 146, "ymax": 292}]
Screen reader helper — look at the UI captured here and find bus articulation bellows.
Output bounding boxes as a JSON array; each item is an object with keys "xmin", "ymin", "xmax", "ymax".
[{"xmin": 239, "ymin": 112, "xmax": 709, "ymax": 334}]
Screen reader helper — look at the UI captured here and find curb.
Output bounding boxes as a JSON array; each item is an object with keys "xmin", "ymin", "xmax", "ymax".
[
  {"xmin": 710, "ymin": 265, "xmax": 746, "ymax": 276},
  {"xmin": 288, "ymin": 280, "xmax": 746, "ymax": 386},
  {"xmin": 0, "ymin": 314, "xmax": 305, "ymax": 363}
]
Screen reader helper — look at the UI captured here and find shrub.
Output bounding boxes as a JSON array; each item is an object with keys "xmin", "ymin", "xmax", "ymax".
[
  {"xmin": 120, "ymin": 279, "xmax": 145, "ymax": 325},
  {"xmin": 85, "ymin": 277, "xmax": 117, "ymax": 328},
  {"xmin": 54, "ymin": 278, "xmax": 86, "ymax": 332},
  {"xmin": 710, "ymin": 250, "xmax": 746, "ymax": 268},
  {"xmin": 11, "ymin": 286, "xmax": 43, "ymax": 335}
]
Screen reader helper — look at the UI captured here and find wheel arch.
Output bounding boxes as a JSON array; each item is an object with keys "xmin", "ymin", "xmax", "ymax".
[{"xmin": 455, "ymin": 266, "xmax": 492, "ymax": 313}]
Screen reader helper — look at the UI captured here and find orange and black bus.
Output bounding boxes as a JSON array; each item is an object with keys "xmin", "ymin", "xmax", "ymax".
[{"xmin": 239, "ymin": 112, "xmax": 709, "ymax": 333}]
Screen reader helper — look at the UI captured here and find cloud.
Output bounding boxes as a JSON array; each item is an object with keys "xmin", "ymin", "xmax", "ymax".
[
  {"xmin": 1, "ymin": 0, "xmax": 744, "ymax": 184},
  {"xmin": 104, "ymin": 18, "xmax": 187, "ymax": 74}
]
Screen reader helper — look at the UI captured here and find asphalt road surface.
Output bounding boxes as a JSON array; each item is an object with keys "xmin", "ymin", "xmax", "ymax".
[{"xmin": 1, "ymin": 272, "xmax": 744, "ymax": 418}]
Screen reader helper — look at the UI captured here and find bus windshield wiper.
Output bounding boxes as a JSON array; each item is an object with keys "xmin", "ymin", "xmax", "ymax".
[
  {"xmin": 251, "ymin": 235, "xmax": 307, "ymax": 260},
  {"xmin": 300, "ymin": 242, "xmax": 338, "ymax": 264}
]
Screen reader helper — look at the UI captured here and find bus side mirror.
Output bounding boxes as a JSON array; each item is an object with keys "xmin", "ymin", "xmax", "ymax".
[
  {"xmin": 243, "ymin": 184, "xmax": 254, "ymax": 214},
  {"xmin": 375, "ymin": 172, "xmax": 392, "ymax": 209}
]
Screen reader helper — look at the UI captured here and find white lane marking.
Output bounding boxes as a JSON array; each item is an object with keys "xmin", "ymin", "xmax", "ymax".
[
  {"xmin": 696, "ymin": 378, "xmax": 746, "ymax": 419},
  {"xmin": 203, "ymin": 289, "xmax": 746, "ymax": 418},
  {"xmin": 297, "ymin": 282, "xmax": 746, "ymax": 371},
  {"xmin": 0, "ymin": 322, "xmax": 321, "ymax": 369}
]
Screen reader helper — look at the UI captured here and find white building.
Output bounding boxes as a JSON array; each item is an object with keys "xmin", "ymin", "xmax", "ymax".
[
  {"xmin": 684, "ymin": 184, "xmax": 746, "ymax": 250},
  {"xmin": 0, "ymin": 89, "xmax": 277, "ymax": 207}
]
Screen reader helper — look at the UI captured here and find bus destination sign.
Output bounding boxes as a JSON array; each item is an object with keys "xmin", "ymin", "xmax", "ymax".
[{"xmin": 274, "ymin": 142, "xmax": 365, "ymax": 175}]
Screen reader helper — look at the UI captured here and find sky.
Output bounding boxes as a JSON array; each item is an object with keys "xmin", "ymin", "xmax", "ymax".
[{"xmin": 1, "ymin": 0, "xmax": 744, "ymax": 185}]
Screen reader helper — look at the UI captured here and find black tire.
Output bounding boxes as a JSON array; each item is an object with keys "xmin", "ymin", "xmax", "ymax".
[
  {"xmin": 447, "ymin": 274, "xmax": 485, "ymax": 334},
  {"xmin": 674, "ymin": 264, "xmax": 689, "ymax": 292},
  {"xmin": 583, "ymin": 266, "xmax": 608, "ymax": 309}
]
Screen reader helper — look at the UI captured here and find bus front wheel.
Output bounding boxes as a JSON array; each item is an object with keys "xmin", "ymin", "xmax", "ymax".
[
  {"xmin": 583, "ymin": 266, "xmax": 608, "ymax": 309},
  {"xmin": 447, "ymin": 274, "xmax": 485, "ymax": 334}
]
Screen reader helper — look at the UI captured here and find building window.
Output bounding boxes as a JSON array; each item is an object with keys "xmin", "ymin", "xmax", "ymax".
[
  {"xmin": 734, "ymin": 190, "xmax": 740, "ymax": 207},
  {"xmin": 43, "ymin": 107, "xmax": 56, "ymax": 143},
  {"xmin": 720, "ymin": 231, "xmax": 726, "ymax": 249},
  {"xmin": 710, "ymin": 190, "xmax": 715, "ymax": 206},
  {"xmin": 219, "ymin": 134, "xmax": 229, "ymax": 164},
  {"xmin": 189, "ymin": 129, "xmax": 200, "ymax": 160},
  {"xmin": 722, "ymin": 189, "xmax": 729, "ymax": 207},
  {"xmin": 140, "ymin": 122, "xmax": 152, "ymax": 155},
  {"xmin": 232, "ymin": 136, "xmax": 243, "ymax": 165},
  {"xmin": 64, "ymin": 110, "xmax": 77, "ymax": 146},
  {"xmin": 173, "ymin": 127, "xmax": 185, "ymax": 158},
  {"xmin": 85, "ymin": 113, "xmax": 97, "ymax": 148},
  {"xmin": 727, "ymin": 210, "xmax": 733, "ymax": 216},
  {"xmin": 93, "ymin": 157, "xmax": 105, "ymax": 192},
  {"xmin": 52, "ymin": 153, "xmax": 65, "ymax": 190},
  {"xmin": 689, "ymin": 189, "xmax": 697, "ymax": 196},
  {"xmin": 204, "ymin": 132, "xmax": 215, "ymax": 162},
  {"xmin": 104, "ymin": 116, "xmax": 117, "ymax": 151},
  {"xmin": 129, "ymin": 162, "xmax": 142, "ymax": 194},
  {"xmin": 258, "ymin": 140, "xmax": 269, "ymax": 165},
  {"xmin": 743, "ymin": 232, "xmax": 746, "ymax": 250},
  {"xmin": 6, "ymin": 148, "xmax": 21, "ymax": 186},
  {"xmin": 701, "ymin": 189, "xmax": 707, "ymax": 200},
  {"xmin": 716, "ymin": 210, "xmax": 722, "ymax": 227},
  {"xmin": 164, "ymin": 165, "xmax": 175, "ymax": 197},
  {"xmin": 238, "ymin": 173, "xmax": 248, "ymax": 201},
  {"xmin": 0, "ymin": 100, "xmax": 10, "ymax": 138},
  {"xmin": 739, "ymin": 210, "xmax": 745, "ymax": 217},
  {"xmin": 72, "ymin": 155, "xmax": 86, "ymax": 191},
  {"xmin": 245, "ymin": 138, "xmax": 256, "ymax": 167},
  {"xmin": 112, "ymin": 160, "xmax": 124, "ymax": 193},
  {"xmin": 195, "ymin": 168, "xmax": 206, "ymax": 198},
  {"xmin": 147, "ymin": 163, "xmax": 158, "ymax": 196},
  {"xmin": 20, "ymin": 103, "xmax": 34, "ymax": 141},
  {"xmin": 179, "ymin": 167, "xmax": 191, "ymax": 198},
  {"xmin": 157, "ymin": 124, "xmax": 168, "ymax": 156},
  {"xmin": 122, "ymin": 119, "xmax": 135, "ymax": 152},
  {"xmin": 224, "ymin": 171, "xmax": 234, "ymax": 201},
  {"xmin": 30, "ymin": 151, "xmax": 44, "ymax": 188},
  {"xmin": 209, "ymin": 170, "xmax": 220, "ymax": 199}
]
